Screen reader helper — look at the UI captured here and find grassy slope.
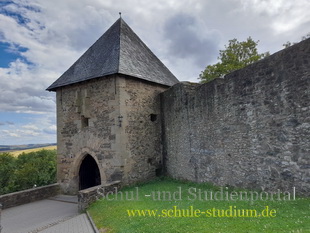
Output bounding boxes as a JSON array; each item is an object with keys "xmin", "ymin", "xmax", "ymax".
[
  {"xmin": 88, "ymin": 178, "xmax": 309, "ymax": 233},
  {"xmin": 8, "ymin": 146, "xmax": 57, "ymax": 157}
]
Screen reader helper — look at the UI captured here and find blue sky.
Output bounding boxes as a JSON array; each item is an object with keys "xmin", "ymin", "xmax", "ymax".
[
  {"xmin": 0, "ymin": 1, "xmax": 56, "ymax": 145},
  {"xmin": 0, "ymin": 0, "xmax": 309, "ymax": 145},
  {"xmin": 0, "ymin": 42, "xmax": 25, "ymax": 67}
]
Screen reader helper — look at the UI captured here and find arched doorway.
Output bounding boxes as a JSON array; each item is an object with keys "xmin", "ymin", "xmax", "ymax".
[{"xmin": 79, "ymin": 154, "xmax": 101, "ymax": 190}]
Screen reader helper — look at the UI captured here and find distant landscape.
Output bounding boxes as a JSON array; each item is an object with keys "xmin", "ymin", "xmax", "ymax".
[
  {"xmin": 8, "ymin": 145, "xmax": 57, "ymax": 157},
  {"xmin": 0, "ymin": 145, "xmax": 57, "ymax": 195},
  {"xmin": 0, "ymin": 143, "xmax": 57, "ymax": 154}
]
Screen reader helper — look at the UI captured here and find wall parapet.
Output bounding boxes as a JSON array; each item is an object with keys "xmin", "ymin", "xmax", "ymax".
[
  {"xmin": 0, "ymin": 183, "xmax": 60, "ymax": 209},
  {"xmin": 78, "ymin": 181, "xmax": 121, "ymax": 212}
]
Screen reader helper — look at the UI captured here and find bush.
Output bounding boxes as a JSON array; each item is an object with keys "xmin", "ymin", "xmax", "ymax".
[
  {"xmin": 0, "ymin": 149, "xmax": 56, "ymax": 195},
  {"xmin": 0, "ymin": 153, "xmax": 16, "ymax": 195}
]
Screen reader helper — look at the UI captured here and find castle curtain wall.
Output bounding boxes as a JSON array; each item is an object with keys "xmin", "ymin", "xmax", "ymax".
[{"xmin": 161, "ymin": 39, "xmax": 310, "ymax": 195}]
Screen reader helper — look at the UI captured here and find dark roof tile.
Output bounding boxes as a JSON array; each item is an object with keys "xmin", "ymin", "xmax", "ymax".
[{"xmin": 47, "ymin": 18, "xmax": 178, "ymax": 91}]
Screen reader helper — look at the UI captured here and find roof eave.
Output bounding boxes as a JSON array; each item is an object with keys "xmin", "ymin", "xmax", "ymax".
[{"xmin": 47, "ymin": 72, "xmax": 178, "ymax": 92}]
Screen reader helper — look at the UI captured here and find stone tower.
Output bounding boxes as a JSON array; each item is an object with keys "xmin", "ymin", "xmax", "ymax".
[{"xmin": 47, "ymin": 18, "xmax": 179, "ymax": 194}]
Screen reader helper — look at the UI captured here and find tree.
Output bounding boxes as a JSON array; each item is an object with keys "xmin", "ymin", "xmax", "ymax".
[
  {"xmin": 13, "ymin": 149, "xmax": 57, "ymax": 191},
  {"xmin": 199, "ymin": 37, "xmax": 269, "ymax": 83},
  {"xmin": 0, "ymin": 149, "xmax": 57, "ymax": 194},
  {"xmin": 0, "ymin": 153, "xmax": 16, "ymax": 195}
]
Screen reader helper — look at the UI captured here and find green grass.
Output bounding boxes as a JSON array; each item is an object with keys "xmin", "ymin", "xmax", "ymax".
[{"xmin": 88, "ymin": 178, "xmax": 310, "ymax": 233}]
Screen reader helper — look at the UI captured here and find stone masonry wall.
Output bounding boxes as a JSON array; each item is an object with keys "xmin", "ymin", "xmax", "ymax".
[
  {"xmin": 161, "ymin": 39, "xmax": 310, "ymax": 195},
  {"xmin": 57, "ymin": 74, "xmax": 168, "ymax": 194},
  {"xmin": 119, "ymin": 77, "xmax": 168, "ymax": 184},
  {"xmin": 57, "ymin": 75, "xmax": 119, "ymax": 194},
  {"xmin": 0, "ymin": 183, "xmax": 60, "ymax": 209}
]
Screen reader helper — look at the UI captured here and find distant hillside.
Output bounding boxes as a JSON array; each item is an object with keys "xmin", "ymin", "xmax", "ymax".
[
  {"xmin": 9, "ymin": 145, "xmax": 57, "ymax": 157},
  {"xmin": 0, "ymin": 143, "xmax": 57, "ymax": 152}
]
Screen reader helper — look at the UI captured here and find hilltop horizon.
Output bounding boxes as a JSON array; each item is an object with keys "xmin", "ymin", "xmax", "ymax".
[{"xmin": 0, "ymin": 142, "xmax": 56, "ymax": 151}]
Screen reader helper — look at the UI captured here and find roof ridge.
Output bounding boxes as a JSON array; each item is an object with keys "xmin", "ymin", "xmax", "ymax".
[
  {"xmin": 47, "ymin": 18, "xmax": 179, "ymax": 91},
  {"xmin": 116, "ymin": 18, "xmax": 122, "ymax": 74}
]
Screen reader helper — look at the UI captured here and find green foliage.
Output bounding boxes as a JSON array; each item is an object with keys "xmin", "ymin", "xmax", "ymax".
[
  {"xmin": 0, "ymin": 153, "xmax": 16, "ymax": 195},
  {"xmin": 199, "ymin": 37, "xmax": 269, "ymax": 83},
  {"xmin": 0, "ymin": 149, "xmax": 56, "ymax": 195}
]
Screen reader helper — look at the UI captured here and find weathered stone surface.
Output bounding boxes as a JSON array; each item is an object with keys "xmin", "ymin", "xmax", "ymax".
[
  {"xmin": 78, "ymin": 181, "xmax": 120, "ymax": 212},
  {"xmin": 161, "ymin": 39, "xmax": 310, "ymax": 196},
  {"xmin": 0, "ymin": 184, "xmax": 60, "ymax": 209},
  {"xmin": 56, "ymin": 75, "xmax": 168, "ymax": 194}
]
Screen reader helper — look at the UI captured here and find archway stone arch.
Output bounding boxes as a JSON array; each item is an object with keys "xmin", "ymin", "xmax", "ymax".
[{"xmin": 68, "ymin": 148, "xmax": 106, "ymax": 193}]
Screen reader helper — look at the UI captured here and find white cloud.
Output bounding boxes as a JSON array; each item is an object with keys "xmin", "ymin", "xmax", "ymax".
[
  {"xmin": 43, "ymin": 125, "xmax": 56, "ymax": 135},
  {"xmin": 0, "ymin": 113, "xmax": 56, "ymax": 144},
  {"xmin": 22, "ymin": 124, "xmax": 39, "ymax": 130},
  {"xmin": 2, "ymin": 130, "xmax": 20, "ymax": 138},
  {"xmin": 240, "ymin": 0, "xmax": 310, "ymax": 35},
  {"xmin": 0, "ymin": 0, "xmax": 309, "ymax": 144},
  {"xmin": 2, "ymin": 128, "xmax": 39, "ymax": 138}
]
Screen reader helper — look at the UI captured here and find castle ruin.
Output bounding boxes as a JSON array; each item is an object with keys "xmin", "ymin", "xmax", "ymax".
[{"xmin": 47, "ymin": 18, "xmax": 309, "ymax": 195}]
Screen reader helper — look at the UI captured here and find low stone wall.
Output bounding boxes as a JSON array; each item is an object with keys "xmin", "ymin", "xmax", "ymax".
[
  {"xmin": 0, "ymin": 183, "xmax": 60, "ymax": 209},
  {"xmin": 78, "ymin": 181, "xmax": 121, "ymax": 212}
]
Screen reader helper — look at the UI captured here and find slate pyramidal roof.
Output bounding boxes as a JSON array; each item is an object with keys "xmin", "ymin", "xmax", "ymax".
[{"xmin": 47, "ymin": 18, "xmax": 179, "ymax": 91}]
